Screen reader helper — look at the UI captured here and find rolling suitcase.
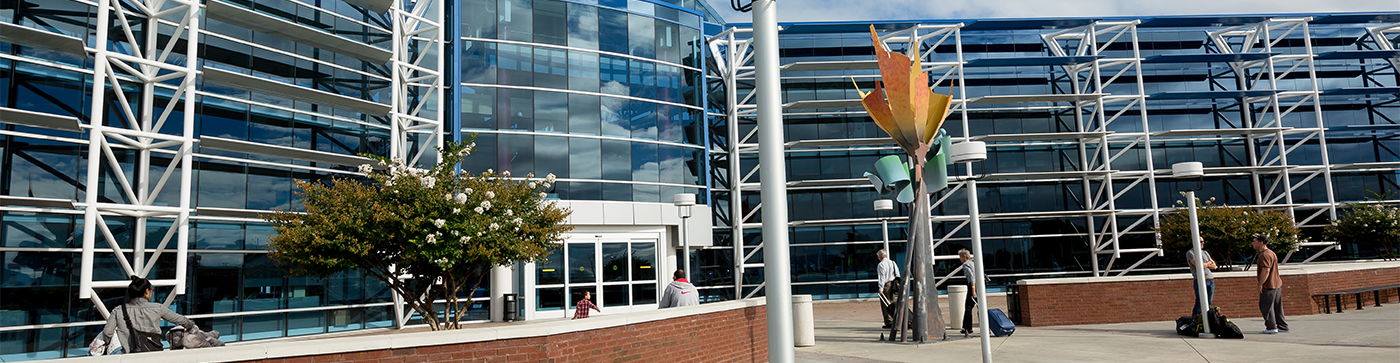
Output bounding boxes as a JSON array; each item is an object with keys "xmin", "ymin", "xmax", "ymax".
[{"xmin": 987, "ymin": 308, "xmax": 1016, "ymax": 337}]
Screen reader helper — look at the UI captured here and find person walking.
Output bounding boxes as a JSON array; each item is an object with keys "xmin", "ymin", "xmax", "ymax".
[
  {"xmin": 100, "ymin": 276, "xmax": 200, "ymax": 354},
  {"xmin": 659, "ymin": 269, "xmax": 699, "ymax": 308},
  {"xmin": 572, "ymin": 290, "xmax": 601, "ymax": 319},
  {"xmin": 958, "ymin": 249, "xmax": 977, "ymax": 337},
  {"xmin": 1252, "ymin": 234, "xmax": 1289, "ymax": 334},
  {"xmin": 876, "ymin": 249, "xmax": 900, "ymax": 329},
  {"xmin": 1187, "ymin": 237, "xmax": 1218, "ymax": 316}
]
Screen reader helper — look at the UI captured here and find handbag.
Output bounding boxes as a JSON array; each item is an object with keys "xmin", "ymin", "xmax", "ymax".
[{"xmin": 120, "ymin": 303, "xmax": 164, "ymax": 353}]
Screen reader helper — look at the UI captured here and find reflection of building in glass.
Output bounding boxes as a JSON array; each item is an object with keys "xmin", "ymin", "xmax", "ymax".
[
  {"xmin": 2, "ymin": 0, "xmax": 1399, "ymax": 359},
  {"xmin": 706, "ymin": 14, "xmax": 1400, "ymax": 303},
  {"xmin": 0, "ymin": 0, "xmax": 723, "ymax": 359}
]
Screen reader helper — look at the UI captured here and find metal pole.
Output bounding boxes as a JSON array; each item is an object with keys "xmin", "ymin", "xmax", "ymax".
[
  {"xmin": 881, "ymin": 218, "xmax": 890, "ymax": 256},
  {"xmin": 968, "ymin": 178, "xmax": 992, "ymax": 363},
  {"xmin": 682, "ymin": 214, "xmax": 691, "ymax": 281},
  {"xmin": 753, "ymin": 0, "xmax": 793, "ymax": 360},
  {"xmin": 1187, "ymin": 191, "xmax": 1214, "ymax": 337}
]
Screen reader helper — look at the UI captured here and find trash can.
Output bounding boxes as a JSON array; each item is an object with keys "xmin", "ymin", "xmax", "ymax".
[
  {"xmin": 948, "ymin": 285, "xmax": 968, "ymax": 329},
  {"xmin": 502, "ymin": 293, "xmax": 518, "ymax": 322},
  {"xmin": 792, "ymin": 294, "xmax": 815, "ymax": 347}
]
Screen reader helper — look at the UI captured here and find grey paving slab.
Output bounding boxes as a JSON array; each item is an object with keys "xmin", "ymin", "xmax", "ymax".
[{"xmin": 798, "ymin": 300, "xmax": 1400, "ymax": 363}]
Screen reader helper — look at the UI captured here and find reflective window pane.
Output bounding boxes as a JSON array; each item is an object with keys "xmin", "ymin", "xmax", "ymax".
[
  {"xmin": 566, "ymin": 4, "xmax": 599, "ymax": 50},
  {"xmin": 601, "ymin": 243, "xmax": 628, "ymax": 282},
  {"xmin": 569, "ymin": 138, "xmax": 602, "ymax": 179},
  {"xmin": 532, "ymin": 0, "xmax": 566, "ymax": 46},
  {"xmin": 567, "ymin": 243, "xmax": 596, "ymax": 283},
  {"xmin": 536, "ymin": 245, "xmax": 563, "ymax": 285}
]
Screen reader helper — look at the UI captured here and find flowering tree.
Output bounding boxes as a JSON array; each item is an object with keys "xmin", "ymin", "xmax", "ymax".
[
  {"xmin": 264, "ymin": 140, "xmax": 572, "ymax": 330},
  {"xmin": 1157, "ymin": 197, "xmax": 1302, "ymax": 269},
  {"xmin": 1325, "ymin": 199, "xmax": 1400, "ymax": 260}
]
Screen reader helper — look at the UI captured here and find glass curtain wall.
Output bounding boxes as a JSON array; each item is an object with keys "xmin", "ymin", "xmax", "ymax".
[
  {"xmin": 707, "ymin": 15, "xmax": 1400, "ymax": 301},
  {"xmin": 457, "ymin": 0, "xmax": 709, "ymax": 204}
]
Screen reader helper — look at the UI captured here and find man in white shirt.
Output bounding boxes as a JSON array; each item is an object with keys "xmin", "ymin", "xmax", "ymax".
[{"xmin": 876, "ymin": 249, "xmax": 901, "ymax": 329}]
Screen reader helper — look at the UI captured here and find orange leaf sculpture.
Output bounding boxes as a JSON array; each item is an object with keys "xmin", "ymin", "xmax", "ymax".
[{"xmin": 854, "ymin": 25, "xmax": 954, "ymax": 158}]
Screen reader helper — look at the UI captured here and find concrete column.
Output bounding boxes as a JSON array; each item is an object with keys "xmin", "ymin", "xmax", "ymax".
[
  {"xmin": 489, "ymin": 265, "xmax": 514, "ymax": 322},
  {"xmin": 792, "ymin": 295, "xmax": 814, "ymax": 347}
]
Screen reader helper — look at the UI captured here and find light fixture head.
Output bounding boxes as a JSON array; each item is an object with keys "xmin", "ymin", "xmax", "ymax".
[
  {"xmin": 873, "ymin": 199, "xmax": 894, "ymax": 212},
  {"xmin": 672, "ymin": 193, "xmax": 696, "ymax": 206},
  {"xmin": 950, "ymin": 141, "xmax": 987, "ymax": 163},
  {"xmin": 1171, "ymin": 162, "xmax": 1204, "ymax": 179}
]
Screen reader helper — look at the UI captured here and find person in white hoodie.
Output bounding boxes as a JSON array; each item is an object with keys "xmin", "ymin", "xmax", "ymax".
[{"xmin": 659, "ymin": 269, "xmax": 699, "ymax": 308}]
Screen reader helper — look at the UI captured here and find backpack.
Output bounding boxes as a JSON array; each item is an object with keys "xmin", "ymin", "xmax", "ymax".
[
  {"xmin": 1175, "ymin": 315, "xmax": 1201, "ymax": 337},
  {"xmin": 1207, "ymin": 307, "xmax": 1244, "ymax": 339}
]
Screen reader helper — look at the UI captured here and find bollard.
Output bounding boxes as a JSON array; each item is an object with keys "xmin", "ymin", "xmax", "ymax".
[
  {"xmin": 948, "ymin": 285, "xmax": 968, "ymax": 331},
  {"xmin": 792, "ymin": 294, "xmax": 815, "ymax": 347}
]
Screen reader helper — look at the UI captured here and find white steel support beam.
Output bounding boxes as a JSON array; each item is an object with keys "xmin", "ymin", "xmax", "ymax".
[
  {"xmin": 80, "ymin": 0, "xmax": 200, "ymax": 317},
  {"xmin": 391, "ymin": 0, "xmax": 445, "ymax": 166},
  {"xmin": 386, "ymin": 0, "xmax": 446, "ymax": 327},
  {"xmin": 1208, "ymin": 18, "xmax": 1338, "ymax": 263}
]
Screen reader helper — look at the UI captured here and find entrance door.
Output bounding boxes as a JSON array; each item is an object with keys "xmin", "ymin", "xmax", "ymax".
[{"xmin": 532, "ymin": 233, "xmax": 660, "ymax": 318}]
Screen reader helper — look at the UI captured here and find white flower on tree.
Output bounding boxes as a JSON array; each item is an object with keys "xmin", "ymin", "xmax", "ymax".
[
  {"xmin": 455, "ymin": 193, "xmax": 468, "ymax": 204},
  {"xmin": 489, "ymin": 223, "xmax": 500, "ymax": 231},
  {"xmin": 481, "ymin": 200, "xmax": 491, "ymax": 210},
  {"xmin": 474, "ymin": 206, "xmax": 485, "ymax": 214},
  {"xmin": 434, "ymin": 219, "xmax": 446, "ymax": 228},
  {"xmin": 358, "ymin": 164, "xmax": 373, "ymax": 174}
]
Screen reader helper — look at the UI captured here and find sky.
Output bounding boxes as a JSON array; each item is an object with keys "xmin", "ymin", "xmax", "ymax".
[{"xmin": 710, "ymin": 0, "xmax": 1400, "ymax": 24}]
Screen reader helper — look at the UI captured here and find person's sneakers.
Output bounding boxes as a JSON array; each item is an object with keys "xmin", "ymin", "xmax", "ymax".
[
  {"xmin": 1277, "ymin": 329, "xmax": 1289, "ymax": 333},
  {"xmin": 881, "ymin": 324, "xmax": 891, "ymax": 329},
  {"xmin": 1261, "ymin": 329, "xmax": 1279, "ymax": 334}
]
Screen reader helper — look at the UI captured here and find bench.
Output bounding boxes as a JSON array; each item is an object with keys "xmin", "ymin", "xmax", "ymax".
[{"xmin": 1315, "ymin": 283, "xmax": 1400, "ymax": 314}]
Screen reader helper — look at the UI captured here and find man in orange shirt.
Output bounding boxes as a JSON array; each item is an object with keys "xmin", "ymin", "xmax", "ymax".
[{"xmin": 1252, "ymin": 234, "xmax": 1289, "ymax": 334}]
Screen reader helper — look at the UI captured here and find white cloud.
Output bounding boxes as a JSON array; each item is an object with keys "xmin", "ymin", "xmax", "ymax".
[{"xmin": 713, "ymin": 0, "xmax": 1399, "ymax": 24}]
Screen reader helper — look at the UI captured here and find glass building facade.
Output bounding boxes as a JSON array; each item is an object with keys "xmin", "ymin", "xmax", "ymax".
[
  {"xmin": 703, "ymin": 14, "xmax": 1400, "ymax": 301},
  {"xmin": 1, "ymin": 0, "xmax": 1397, "ymax": 360}
]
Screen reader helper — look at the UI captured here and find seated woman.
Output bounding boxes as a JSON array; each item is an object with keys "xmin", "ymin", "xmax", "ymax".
[{"xmin": 101, "ymin": 276, "xmax": 201, "ymax": 354}]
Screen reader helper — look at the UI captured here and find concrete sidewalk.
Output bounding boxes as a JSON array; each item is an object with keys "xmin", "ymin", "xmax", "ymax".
[{"xmin": 797, "ymin": 300, "xmax": 1400, "ymax": 362}]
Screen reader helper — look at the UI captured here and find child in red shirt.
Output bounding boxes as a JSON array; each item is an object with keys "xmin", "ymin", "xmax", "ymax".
[{"xmin": 572, "ymin": 291, "xmax": 601, "ymax": 319}]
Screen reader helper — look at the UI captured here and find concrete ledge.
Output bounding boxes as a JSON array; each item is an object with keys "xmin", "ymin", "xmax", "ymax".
[
  {"xmin": 63, "ymin": 299, "xmax": 766, "ymax": 362},
  {"xmin": 1017, "ymin": 260, "xmax": 1400, "ymax": 286}
]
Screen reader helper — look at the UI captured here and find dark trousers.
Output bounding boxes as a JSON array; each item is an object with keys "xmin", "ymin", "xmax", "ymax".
[
  {"xmin": 879, "ymin": 281, "xmax": 897, "ymax": 326},
  {"xmin": 1259, "ymin": 288, "xmax": 1289, "ymax": 331},
  {"xmin": 962, "ymin": 291, "xmax": 975, "ymax": 333},
  {"xmin": 1192, "ymin": 279, "xmax": 1215, "ymax": 316}
]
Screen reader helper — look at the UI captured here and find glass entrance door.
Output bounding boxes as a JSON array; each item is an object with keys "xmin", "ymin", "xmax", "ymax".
[{"xmin": 533, "ymin": 234, "xmax": 660, "ymax": 317}]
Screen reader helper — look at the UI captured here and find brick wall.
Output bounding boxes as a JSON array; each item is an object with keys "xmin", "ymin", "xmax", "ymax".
[
  {"xmin": 214, "ymin": 303, "xmax": 767, "ymax": 363},
  {"xmin": 1016, "ymin": 262, "xmax": 1400, "ymax": 327}
]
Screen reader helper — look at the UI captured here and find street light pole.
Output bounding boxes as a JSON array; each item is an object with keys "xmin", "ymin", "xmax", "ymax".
[
  {"xmin": 874, "ymin": 199, "xmax": 894, "ymax": 254},
  {"xmin": 674, "ymin": 193, "xmax": 696, "ymax": 281},
  {"xmin": 951, "ymin": 141, "xmax": 991, "ymax": 363},
  {"xmin": 1172, "ymin": 162, "xmax": 1213, "ymax": 338},
  {"xmin": 752, "ymin": 0, "xmax": 794, "ymax": 360}
]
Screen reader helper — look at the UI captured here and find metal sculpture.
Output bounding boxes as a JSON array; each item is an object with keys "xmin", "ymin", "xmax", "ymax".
[{"xmin": 857, "ymin": 24, "xmax": 956, "ymax": 342}]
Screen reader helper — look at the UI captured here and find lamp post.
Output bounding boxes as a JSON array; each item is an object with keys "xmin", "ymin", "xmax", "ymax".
[
  {"xmin": 1172, "ymin": 161, "xmax": 1213, "ymax": 338},
  {"xmin": 874, "ymin": 199, "xmax": 894, "ymax": 254},
  {"xmin": 674, "ymin": 193, "xmax": 696, "ymax": 281},
  {"xmin": 950, "ymin": 141, "xmax": 992, "ymax": 363}
]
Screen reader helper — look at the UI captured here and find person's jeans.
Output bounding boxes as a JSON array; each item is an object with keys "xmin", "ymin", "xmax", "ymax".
[{"xmin": 1192, "ymin": 279, "xmax": 1215, "ymax": 316}]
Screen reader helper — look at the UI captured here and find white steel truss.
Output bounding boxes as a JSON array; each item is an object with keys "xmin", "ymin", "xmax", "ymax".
[
  {"xmin": 708, "ymin": 26, "xmax": 759, "ymax": 299},
  {"xmin": 71, "ymin": 0, "xmax": 445, "ymax": 322},
  {"xmin": 389, "ymin": 0, "xmax": 445, "ymax": 166},
  {"xmin": 1042, "ymin": 20, "xmax": 1163, "ymax": 276},
  {"xmin": 79, "ymin": 0, "xmax": 201, "ymax": 318},
  {"xmin": 1207, "ymin": 18, "xmax": 1339, "ymax": 262},
  {"xmin": 388, "ymin": 0, "xmax": 446, "ymax": 327}
]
